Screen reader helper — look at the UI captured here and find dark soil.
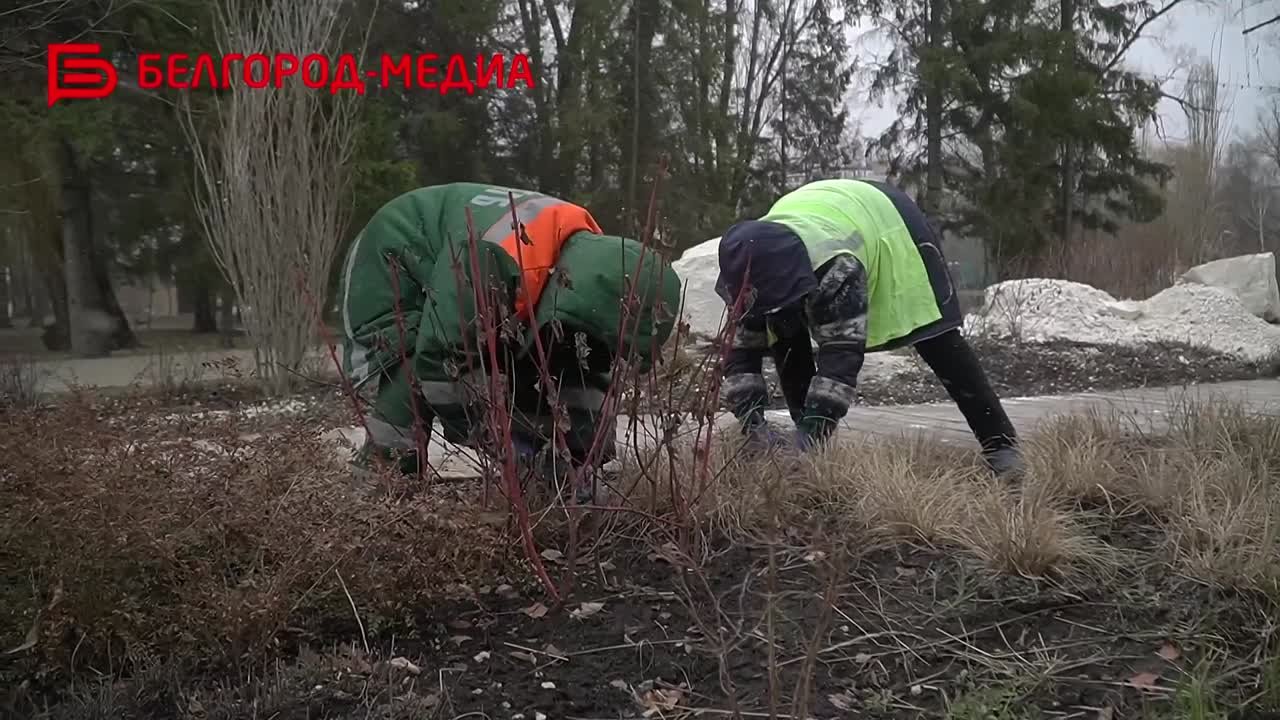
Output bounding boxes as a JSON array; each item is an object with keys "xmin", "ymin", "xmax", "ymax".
[
  {"xmin": 363, "ymin": 530, "xmax": 1274, "ymax": 720},
  {"xmin": 31, "ymin": 523, "xmax": 1275, "ymax": 720},
  {"xmin": 6, "ymin": 385, "xmax": 1280, "ymax": 719}
]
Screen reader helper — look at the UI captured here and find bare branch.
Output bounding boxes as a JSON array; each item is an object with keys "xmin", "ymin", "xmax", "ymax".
[
  {"xmin": 179, "ymin": 0, "xmax": 372, "ymax": 394},
  {"xmin": 1103, "ymin": 0, "xmax": 1189, "ymax": 73},
  {"xmin": 1243, "ymin": 12, "xmax": 1280, "ymax": 35}
]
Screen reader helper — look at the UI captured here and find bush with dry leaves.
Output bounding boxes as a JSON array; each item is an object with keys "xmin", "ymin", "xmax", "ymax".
[{"xmin": 0, "ymin": 395, "xmax": 515, "ymax": 694}]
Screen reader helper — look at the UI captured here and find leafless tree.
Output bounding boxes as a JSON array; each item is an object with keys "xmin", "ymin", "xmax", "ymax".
[
  {"xmin": 1260, "ymin": 95, "xmax": 1280, "ymax": 174},
  {"xmin": 181, "ymin": 0, "xmax": 370, "ymax": 394},
  {"xmin": 1243, "ymin": 96, "xmax": 1280, "ymax": 252},
  {"xmin": 1166, "ymin": 59, "xmax": 1235, "ymax": 265}
]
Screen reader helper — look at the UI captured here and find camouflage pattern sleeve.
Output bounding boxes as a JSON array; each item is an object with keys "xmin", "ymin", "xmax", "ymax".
[
  {"xmin": 722, "ymin": 313, "xmax": 771, "ymax": 428},
  {"xmin": 798, "ymin": 254, "xmax": 869, "ymax": 439}
]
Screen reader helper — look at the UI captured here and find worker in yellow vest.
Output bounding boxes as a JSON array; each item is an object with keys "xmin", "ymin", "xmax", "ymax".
[{"xmin": 713, "ymin": 178, "xmax": 1022, "ymax": 477}]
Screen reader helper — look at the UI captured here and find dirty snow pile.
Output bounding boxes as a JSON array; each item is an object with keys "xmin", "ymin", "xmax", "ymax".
[
  {"xmin": 674, "ymin": 239, "xmax": 1280, "ymax": 364},
  {"xmin": 965, "ymin": 278, "xmax": 1280, "ymax": 363},
  {"xmin": 671, "ymin": 237, "xmax": 728, "ymax": 341},
  {"xmin": 671, "ymin": 237, "xmax": 919, "ymax": 380}
]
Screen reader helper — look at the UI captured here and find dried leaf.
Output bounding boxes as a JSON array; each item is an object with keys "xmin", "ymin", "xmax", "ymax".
[
  {"xmin": 510, "ymin": 651, "xmax": 537, "ymax": 664},
  {"xmin": 389, "ymin": 657, "xmax": 421, "ymax": 675},
  {"xmin": 1127, "ymin": 671, "xmax": 1160, "ymax": 690},
  {"xmin": 639, "ymin": 688, "xmax": 683, "ymax": 716},
  {"xmin": 610, "ymin": 679, "xmax": 629, "ymax": 690},
  {"xmin": 1156, "ymin": 643, "xmax": 1181, "ymax": 661},
  {"xmin": 572, "ymin": 601, "xmax": 605, "ymax": 619},
  {"xmin": 478, "ymin": 512, "xmax": 506, "ymax": 528},
  {"xmin": 523, "ymin": 603, "xmax": 549, "ymax": 619},
  {"xmin": 828, "ymin": 692, "xmax": 854, "ymax": 711},
  {"xmin": 541, "ymin": 549, "xmax": 564, "ymax": 561}
]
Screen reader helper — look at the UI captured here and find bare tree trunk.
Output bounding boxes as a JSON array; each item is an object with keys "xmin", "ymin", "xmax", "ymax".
[
  {"xmin": 623, "ymin": 0, "xmax": 659, "ymax": 230},
  {"xmin": 0, "ymin": 227, "xmax": 12, "ymax": 329},
  {"xmin": 926, "ymin": 0, "xmax": 947, "ymax": 211},
  {"xmin": 924, "ymin": 0, "xmax": 944, "ymax": 213},
  {"xmin": 516, "ymin": 0, "xmax": 556, "ymax": 190},
  {"xmin": 17, "ymin": 241, "xmax": 38, "ymax": 323},
  {"xmin": 89, "ymin": 212, "xmax": 138, "ymax": 349},
  {"xmin": 58, "ymin": 137, "xmax": 112, "ymax": 357},
  {"xmin": 219, "ymin": 284, "xmax": 236, "ymax": 348},
  {"xmin": 627, "ymin": 2, "xmax": 641, "ymax": 220},
  {"xmin": 22, "ymin": 268, "xmax": 38, "ymax": 324},
  {"xmin": 0, "ymin": 264, "xmax": 11, "ymax": 329},
  {"xmin": 1058, "ymin": 0, "xmax": 1075, "ymax": 248},
  {"xmin": 192, "ymin": 277, "xmax": 217, "ymax": 332}
]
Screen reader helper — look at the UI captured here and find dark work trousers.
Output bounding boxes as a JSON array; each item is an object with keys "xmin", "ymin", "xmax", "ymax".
[
  {"xmin": 768, "ymin": 325, "xmax": 1018, "ymax": 453},
  {"xmin": 912, "ymin": 329, "xmax": 1018, "ymax": 452}
]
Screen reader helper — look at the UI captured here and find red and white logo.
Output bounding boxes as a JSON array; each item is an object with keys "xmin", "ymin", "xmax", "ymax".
[{"xmin": 47, "ymin": 43, "xmax": 119, "ymax": 107}]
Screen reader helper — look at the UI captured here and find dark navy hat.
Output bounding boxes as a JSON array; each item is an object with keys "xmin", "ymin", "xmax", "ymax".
[{"xmin": 714, "ymin": 220, "xmax": 817, "ymax": 319}]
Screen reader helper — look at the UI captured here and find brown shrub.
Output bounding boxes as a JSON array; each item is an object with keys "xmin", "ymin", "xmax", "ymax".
[{"xmin": 0, "ymin": 394, "xmax": 514, "ymax": 685}]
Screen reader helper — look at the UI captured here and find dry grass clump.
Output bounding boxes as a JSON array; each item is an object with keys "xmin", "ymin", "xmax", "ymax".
[
  {"xmin": 612, "ymin": 399, "xmax": 1280, "ymax": 588},
  {"xmin": 1018, "ymin": 409, "xmax": 1136, "ymax": 501},
  {"xmin": 613, "ymin": 425, "xmax": 1110, "ymax": 578},
  {"xmin": 0, "ymin": 395, "xmax": 514, "ymax": 689},
  {"xmin": 1153, "ymin": 402, "xmax": 1280, "ymax": 596},
  {"xmin": 956, "ymin": 479, "xmax": 1118, "ymax": 577},
  {"xmin": 0, "ymin": 354, "xmax": 42, "ymax": 410}
]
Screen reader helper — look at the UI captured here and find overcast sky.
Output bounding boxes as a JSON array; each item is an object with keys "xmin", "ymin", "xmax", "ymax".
[{"xmin": 844, "ymin": 0, "xmax": 1280, "ymax": 148}]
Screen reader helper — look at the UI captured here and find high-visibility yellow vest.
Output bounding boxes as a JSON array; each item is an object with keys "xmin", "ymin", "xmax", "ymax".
[{"xmin": 759, "ymin": 179, "xmax": 941, "ymax": 350}]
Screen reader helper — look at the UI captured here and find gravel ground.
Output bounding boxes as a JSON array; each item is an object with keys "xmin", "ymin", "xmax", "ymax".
[
  {"xmin": 850, "ymin": 336, "xmax": 1280, "ymax": 406},
  {"xmin": 748, "ymin": 336, "xmax": 1280, "ymax": 409}
]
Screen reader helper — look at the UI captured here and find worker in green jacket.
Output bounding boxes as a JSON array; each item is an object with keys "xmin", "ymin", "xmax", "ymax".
[
  {"xmin": 713, "ymin": 178, "xmax": 1023, "ymax": 477},
  {"xmin": 338, "ymin": 182, "xmax": 682, "ymax": 500}
]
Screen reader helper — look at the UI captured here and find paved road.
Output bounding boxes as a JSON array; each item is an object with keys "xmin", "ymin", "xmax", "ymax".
[
  {"xmin": 15, "ymin": 347, "xmax": 1279, "ymax": 478},
  {"xmin": 322, "ymin": 378, "xmax": 1280, "ymax": 478},
  {"xmin": 20, "ymin": 347, "xmax": 332, "ymax": 395}
]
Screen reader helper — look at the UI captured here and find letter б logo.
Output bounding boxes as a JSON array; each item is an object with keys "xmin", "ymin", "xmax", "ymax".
[{"xmin": 47, "ymin": 43, "xmax": 119, "ymax": 107}]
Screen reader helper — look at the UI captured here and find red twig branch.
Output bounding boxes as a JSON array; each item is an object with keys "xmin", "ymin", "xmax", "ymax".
[
  {"xmin": 503, "ymin": 192, "xmax": 583, "ymax": 600},
  {"xmin": 465, "ymin": 207, "xmax": 560, "ymax": 603},
  {"xmin": 386, "ymin": 258, "xmax": 434, "ymax": 481}
]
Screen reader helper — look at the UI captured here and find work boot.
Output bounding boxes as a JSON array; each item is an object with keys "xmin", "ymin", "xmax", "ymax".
[
  {"xmin": 349, "ymin": 439, "xmax": 419, "ymax": 481},
  {"xmin": 744, "ymin": 421, "xmax": 794, "ymax": 455},
  {"xmin": 539, "ymin": 454, "xmax": 593, "ymax": 505},
  {"xmin": 983, "ymin": 445, "xmax": 1024, "ymax": 479}
]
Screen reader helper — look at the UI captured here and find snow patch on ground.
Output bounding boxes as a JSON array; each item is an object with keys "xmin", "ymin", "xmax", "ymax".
[
  {"xmin": 160, "ymin": 398, "xmax": 312, "ymax": 423},
  {"xmin": 319, "ymin": 424, "xmax": 487, "ymax": 478},
  {"xmin": 966, "ymin": 278, "xmax": 1280, "ymax": 363}
]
